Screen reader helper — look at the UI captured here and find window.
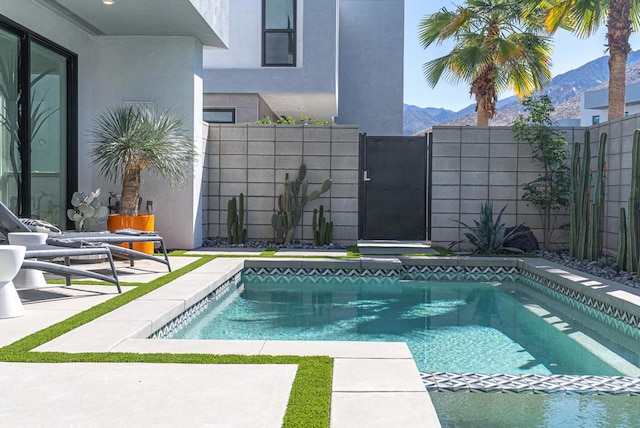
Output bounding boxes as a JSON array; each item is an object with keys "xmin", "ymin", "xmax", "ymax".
[
  {"xmin": 203, "ymin": 108, "xmax": 235, "ymax": 124},
  {"xmin": 592, "ymin": 115, "xmax": 600, "ymax": 125},
  {"xmin": 263, "ymin": 0, "xmax": 296, "ymax": 66},
  {"xmin": 0, "ymin": 16, "xmax": 77, "ymax": 227}
]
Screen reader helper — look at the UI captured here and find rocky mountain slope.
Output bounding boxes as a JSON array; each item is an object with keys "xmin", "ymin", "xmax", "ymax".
[{"xmin": 406, "ymin": 50, "xmax": 640, "ymax": 135}]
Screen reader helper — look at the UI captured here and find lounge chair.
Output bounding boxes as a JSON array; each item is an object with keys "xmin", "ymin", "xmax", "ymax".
[
  {"xmin": 21, "ymin": 244, "xmax": 122, "ymax": 293},
  {"xmin": 0, "ymin": 201, "xmax": 171, "ymax": 272}
]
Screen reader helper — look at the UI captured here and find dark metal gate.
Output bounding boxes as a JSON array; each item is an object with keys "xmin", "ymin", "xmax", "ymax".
[{"xmin": 358, "ymin": 134, "xmax": 430, "ymax": 241}]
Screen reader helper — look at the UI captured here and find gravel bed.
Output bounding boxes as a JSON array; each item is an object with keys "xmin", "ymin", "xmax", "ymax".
[
  {"xmin": 202, "ymin": 237, "xmax": 347, "ymax": 250},
  {"xmin": 536, "ymin": 249, "xmax": 640, "ymax": 289}
]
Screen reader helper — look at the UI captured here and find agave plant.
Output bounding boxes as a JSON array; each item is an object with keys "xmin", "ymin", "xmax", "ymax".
[
  {"xmin": 90, "ymin": 104, "xmax": 197, "ymax": 216},
  {"xmin": 450, "ymin": 201, "xmax": 526, "ymax": 254}
]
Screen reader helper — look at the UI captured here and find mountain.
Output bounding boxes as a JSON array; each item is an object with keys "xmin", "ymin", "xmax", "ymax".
[
  {"xmin": 406, "ymin": 50, "xmax": 640, "ymax": 134},
  {"xmin": 403, "ymin": 105, "xmax": 458, "ymax": 135}
]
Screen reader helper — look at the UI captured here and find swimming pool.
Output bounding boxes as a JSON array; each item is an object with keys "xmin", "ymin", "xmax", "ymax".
[
  {"xmin": 169, "ymin": 272, "xmax": 640, "ymax": 378},
  {"xmin": 150, "ymin": 258, "xmax": 640, "ymax": 426}
]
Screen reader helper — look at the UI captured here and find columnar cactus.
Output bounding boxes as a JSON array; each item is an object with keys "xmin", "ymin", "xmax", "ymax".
[
  {"xmin": 618, "ymin": 207, "xmax": 628, "ymax": 271},
  {"xmin": 569, "ymin": 131, "xmax": 590, "ymax": 259},
  {"xmin": 272, "ymin": 164, "xmax": 331, "ymax": 244},
  {"xmin": 227, "ymin": 193, "xmax": 247, "ymax": 244},
  {"xmin": 312, "ymin": 205, "xmax": 334, "ymax": 246},
  {"xmin": 588, "ymin": 132, "xmax": 607, "ymax": 260},
  {"xmin": 626, "ymin": 130, "xmax": 640, "ymax": 272}
]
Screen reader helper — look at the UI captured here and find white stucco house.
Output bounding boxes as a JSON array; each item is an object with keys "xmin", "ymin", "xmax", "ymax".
[
  {"xmin": 580, "ymin": 82, "xmax": 640, "ymax": 126},
  {"xmin": 0, "ymin": 0, "xmax": 403, "ymax": 249}
]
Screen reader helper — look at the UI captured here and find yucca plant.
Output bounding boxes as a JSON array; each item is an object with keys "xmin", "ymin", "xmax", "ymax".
[
  {"xmin": 90, "ymin": 104, "xmax": 197, "ymax": 216},
  {"xmin": 450, "ymin": 201, "xmax": 527, "ymax": 254}
]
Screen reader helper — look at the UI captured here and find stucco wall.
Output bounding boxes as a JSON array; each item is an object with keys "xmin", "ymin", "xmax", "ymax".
[
  {"xmin": 203, "ymin": 124, "xmax": 359, "ymax": 244},
  {"xmin": 203, "ymin": 0, "xmax": 336, "ymax": 94},
  {"xmin": 337, "ymin": 0, "xmax": 404, "ymax": 135},
  {"xmin": 3, "ymin": 2, "xmax": 207, "ymax": 249},
  {"xmin": 90, "ymin": 36, "xmax": 205, "ymax": 250}
]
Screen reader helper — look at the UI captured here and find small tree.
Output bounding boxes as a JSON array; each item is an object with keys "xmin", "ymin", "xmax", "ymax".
[{"xmin": 512, "ymin": 95, "xmax": 570, "ymax": 249}]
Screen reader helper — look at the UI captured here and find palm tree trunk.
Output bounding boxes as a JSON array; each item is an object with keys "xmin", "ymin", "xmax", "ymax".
[
  {"xmin": 471, "ymin": 65, "xmax": 496, "ymax": 126},
  {"xmin": 607, "ymin": 0, "xmax": 632, "ymax": 121},
  {"xmin": 476, "ymin": 101, "xmax": 490, "ymax": 126},
  {"xmin": 120, "ymin": 167, "xmax": 141, "ymax": 216}
]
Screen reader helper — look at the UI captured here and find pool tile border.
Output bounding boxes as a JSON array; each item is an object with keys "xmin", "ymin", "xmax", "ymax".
[
  {"xmin": 421, "ymin": 372, "xmax": 640, "ymax": 396},
  {"xmin": 150, "ymin": 271, "xmax": 242, "ymax": 340}
]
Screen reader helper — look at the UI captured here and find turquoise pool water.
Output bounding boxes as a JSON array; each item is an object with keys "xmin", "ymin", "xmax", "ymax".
[
  {"xmin": 431, "ymin": 392, "xmax": 640, "ymax": 427},
  {"xmin": 171, "ymin": 274, "xmax": 640, "ymax": 376}
]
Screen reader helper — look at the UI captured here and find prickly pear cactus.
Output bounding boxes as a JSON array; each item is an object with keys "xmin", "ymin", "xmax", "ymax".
[{"xmin": 272, "ymin": 164, "xmax": 331, "ymax": 244}]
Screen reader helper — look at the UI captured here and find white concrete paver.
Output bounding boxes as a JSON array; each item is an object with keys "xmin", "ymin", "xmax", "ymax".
[
  {"xmin": 275, "ymin": 249, "xmax": 349, "ymax": 257},
  {"xmin": 113, "ymin": 338, "xmax": 267, "ymax": 355},
  {"xmin": 0, "ymin": 284, "xmax": 133, "ymax": 348},
  {"xmin": 260, "ymin": 340, "xmax": 414, "ymax": 358},
  {"xmin": 34, "ymin": 318, "xmax": 153, "ymax": 352},
  {"xmin": 186, "ymin": 247, "xmax": 265, "ymax": 256},
  {"xmin": 0, "ymin": 362, "xmax": 296, "ymax": 428},
  {"xmin": 331, "ymin": 392, "xmax": 441, "ymax": 428},
  {"xmin": 333, "ymin": 358, "xmax": 427, "ymax": 392}
]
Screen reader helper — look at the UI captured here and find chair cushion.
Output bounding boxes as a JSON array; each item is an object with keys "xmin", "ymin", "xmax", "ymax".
[{"xmin": 20, "ymin": 218, "xmax": 63, "ymax": 237}]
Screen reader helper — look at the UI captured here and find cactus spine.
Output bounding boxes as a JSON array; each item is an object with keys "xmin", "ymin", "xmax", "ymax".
[
  {"xmin": 312, "ymin": 205, "xmax": 334, "ymax": 246},
  {"xmin": 227, "ymin": 193, "xmax": 247, "ymax": 244},
  {"xmin": 588, "ymin": 132, "xmax": 607, "ymax": 260},
  {"xmin": 272, "ymin": 164, "xmax": 331, "ymax": 244}
]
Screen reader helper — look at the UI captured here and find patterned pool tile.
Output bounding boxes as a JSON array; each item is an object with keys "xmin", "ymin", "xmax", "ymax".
[{"xmin": 421, "ymin": 372, "xmax": 640, "ymax": 395}]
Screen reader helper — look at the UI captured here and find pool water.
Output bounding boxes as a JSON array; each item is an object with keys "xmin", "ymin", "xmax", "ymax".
[
  {"xmin": 430, "ymin": 392, "xmax": 640, "ymax": 427},
  {"xmin": 171, "ymin": 274, "xmax": 640, "ymax": 376}
]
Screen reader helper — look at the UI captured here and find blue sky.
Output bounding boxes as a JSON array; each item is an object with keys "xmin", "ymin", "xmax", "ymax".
[{"xmin": 404, "ymin": 0, "xmax": 640, "ymax": 111}]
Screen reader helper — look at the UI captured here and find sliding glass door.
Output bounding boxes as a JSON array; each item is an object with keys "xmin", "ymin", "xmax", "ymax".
[
  {"xmin": 29, "ymin": 42, "xmax": 68, "ymax": 225},
  {"xmin": 0, "ymin": 17, "xmax": 75, "ymax": 227},
  {"xmin": 0, "ymin": 28, "xmax": 21, "ymax": 217}
]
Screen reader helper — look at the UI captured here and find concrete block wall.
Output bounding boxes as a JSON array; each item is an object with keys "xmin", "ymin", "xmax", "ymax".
[
  {"xmin": 203, "ymin": 124, "xmax": 359, "ymax": 244},
  {"xmin": 431, "ymin": 126, "xmax": 585, "ymax": 250}
]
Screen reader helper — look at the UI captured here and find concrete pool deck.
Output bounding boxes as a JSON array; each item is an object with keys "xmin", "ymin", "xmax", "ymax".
[{"xmin": 3, "ymin": 251, "xmax": 640, "ymax": 426}]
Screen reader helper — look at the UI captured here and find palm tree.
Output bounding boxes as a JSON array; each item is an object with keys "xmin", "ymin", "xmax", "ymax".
[
  {"xmin": 418, "ymin": 0, "xmax": 553, "ymax": 126},
  {"xmin": 542, "ymin": 0, "xmax": 639, "ymax": 121},
  {"xmin": 91, "ymin": 104, "xmax": 197, "ymax": 216}
]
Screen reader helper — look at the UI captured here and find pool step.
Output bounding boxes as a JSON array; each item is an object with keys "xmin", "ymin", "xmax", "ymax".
[{"xmin": 357, "ymin": 240, "xmax": 436, "ymax": 255}]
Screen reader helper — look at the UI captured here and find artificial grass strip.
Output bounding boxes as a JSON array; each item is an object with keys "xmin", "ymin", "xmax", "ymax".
[
  {"xmin": 346, "ymin": 245, "xmax": 359, "ymax": 257},
  {"xmin": 283, "ymin": 356, "xmax": 333, "ymax": 428},
  {"xmin": 431, "ymin": 246, "xmax": 455, "ymax": 256},
  {"xmin": 167, "ymin": 249, "xmax": 189, "ymax": 256}
]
